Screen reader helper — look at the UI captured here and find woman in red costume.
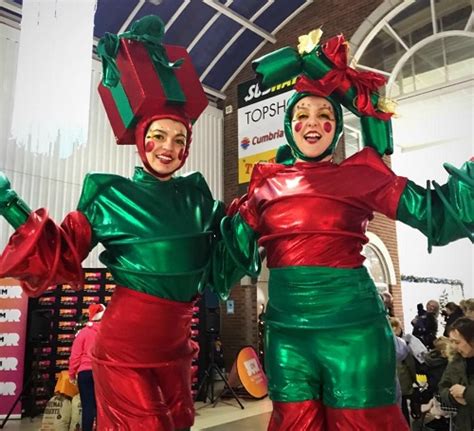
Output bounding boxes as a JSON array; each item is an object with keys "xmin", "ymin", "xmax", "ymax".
[
  {"xmin": 0, "ymin": 16, "xmax": 259, "ymax": 431},
  {"xmin": 221, "ymin": 31, "xmax": 473, "ymax": 430}
]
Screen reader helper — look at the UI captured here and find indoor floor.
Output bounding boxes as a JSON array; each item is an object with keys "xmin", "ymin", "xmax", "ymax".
[{"xmin": 1, "ymin": 397, "xmax": 273, "ymax": 430}]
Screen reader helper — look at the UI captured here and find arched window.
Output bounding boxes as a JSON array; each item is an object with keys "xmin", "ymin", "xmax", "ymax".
[
  {"xmin": 344, "ymin": 0, "xmax": 473, "ymax": 156},
  {"xmin": 363, "ymin": 243, "xmax": 390, "ymax": 293},
  {"xmin": 363, "ymin": 232, "xmax": 397, "ymax": 294}
]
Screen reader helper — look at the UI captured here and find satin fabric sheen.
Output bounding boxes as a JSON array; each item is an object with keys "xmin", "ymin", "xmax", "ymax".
[
  {"xmin": 265, "ymin": 266, "xmax": 396, "ymax": 408},
  {"xmin": 398, "ymin": 168, "xmax": 474, "ymax": 246},
  {"xmin": 77, "ymin": 167, "xmax": 224, "ymax": 301},
  {"xmin": 92, "ymin": 287, "xmax": 197, "ymax": 430},
  {"xmin": 268, "ymin": 401, "xmax": 409, "ymax": 431},
  {"xmin": 240, "ymin": 147, "xmax": 407, "ymax": 268},
  {"xmin": 0, "ymin": 209, "xmax": 91, "ymax": 295}
]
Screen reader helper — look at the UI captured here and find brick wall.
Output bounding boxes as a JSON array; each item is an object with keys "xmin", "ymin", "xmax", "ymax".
[{"xmin": 220, "ymin": 0, "xmax": 408, "ymax": 369}]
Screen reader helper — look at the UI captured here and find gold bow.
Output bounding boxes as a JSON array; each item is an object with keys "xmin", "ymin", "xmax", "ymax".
[{"xmin": 297, "ymin": 29, "xmax": 323, "ymax": 55}]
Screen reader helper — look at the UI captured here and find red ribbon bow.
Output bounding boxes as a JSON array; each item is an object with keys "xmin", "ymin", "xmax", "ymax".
[{"xmin": 295, "ymin": 35, "xmax": 392, "ymax": 121}]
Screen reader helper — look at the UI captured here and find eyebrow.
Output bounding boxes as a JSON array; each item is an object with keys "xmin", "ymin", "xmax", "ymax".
[
  {"xmin": 147, "ymin": 128, "xmax": 187, "ymax": 138},
  {"xmin": 294, "ymin": 104, "xmax": 332, "ymax": 111}
]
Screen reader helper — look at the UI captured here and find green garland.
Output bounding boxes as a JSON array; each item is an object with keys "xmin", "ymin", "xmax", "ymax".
[{"xmin": 401, "ymin": 274, "xmax": 463, "ymax": 287}]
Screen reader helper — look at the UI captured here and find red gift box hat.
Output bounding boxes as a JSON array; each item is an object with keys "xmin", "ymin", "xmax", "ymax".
[{"xmin": 97, "ymin": 15, "xmax": 208, "ymax": 175}]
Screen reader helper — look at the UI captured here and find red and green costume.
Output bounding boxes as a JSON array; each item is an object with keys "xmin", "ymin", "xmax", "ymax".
[
  {"xmin": 218, "ymin": 32, "xmax": 474, "ymax": 431},
  {"xmin": 0, "ymin": 16, "xmax": 259, "ymax": 431},
  {"xmin": 0, "ymin": 165, "xmax": 258, "ymax": 431}
]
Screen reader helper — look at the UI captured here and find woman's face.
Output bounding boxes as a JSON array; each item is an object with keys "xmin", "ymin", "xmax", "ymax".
[
  {"xmin": 291, "ymin": 96, "xmax": 336, "ymax": 160},
  {"xmin": 449, "ymin": 329, "xmax": 474, "ymax": 358},
  {"xmin": 144, "ymin": 118, "xmax": 187, "ymax": 180}
]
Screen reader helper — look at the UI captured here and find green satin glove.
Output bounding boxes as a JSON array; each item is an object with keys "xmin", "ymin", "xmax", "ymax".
[
  {"xmin": 397, "ymin": 160, "xmax": 474, "ymax": 252},
  {"xmin": 0, "ymin": 171, "xmax": 32, "ymax": 229},
  {"xmin": 209, "ymin": 213, "xmax": 261, "ymax": 300}
]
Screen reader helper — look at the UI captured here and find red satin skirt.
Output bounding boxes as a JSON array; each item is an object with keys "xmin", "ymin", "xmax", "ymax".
[{"xmin": 91, "ymin": 287, "xmax": 198, "ymax": 431}]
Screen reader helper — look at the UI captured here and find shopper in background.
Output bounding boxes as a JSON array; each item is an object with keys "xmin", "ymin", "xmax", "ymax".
[
  {"xmin": 442, "ymin": 302, "xmax": 465, "ymax": 336},
  {"xmin": 412, "ymin": 300, "xmax": 439, "ymax": 349},
  {"xmin": 69, "ymin": 304, "xmax": 105, "ymax": 431},
  {"xmin": 459, "ymin": 298, "xmax": 474, "ymax": 318},
  {"xmin": 439, "ymin": 317, "xmax": 474, "ymax": 431}
]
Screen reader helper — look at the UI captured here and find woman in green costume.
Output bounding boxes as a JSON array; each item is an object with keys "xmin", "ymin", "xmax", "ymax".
[{"xmin": 0, "ymin": 16, "xmax": 259, "ymax": 431}]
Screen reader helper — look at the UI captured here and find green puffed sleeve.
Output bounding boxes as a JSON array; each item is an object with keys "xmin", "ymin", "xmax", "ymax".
[
  {"xmin": 0, "ymin": 171, "xmax": 32, "ymax": 229},
  {"xmin": 397, "ymin": 160, "xmax": 474, "ymax": 252},
  {"xmin": 209, "ymin": 213, "xmax": 261, "ymax": 300}
]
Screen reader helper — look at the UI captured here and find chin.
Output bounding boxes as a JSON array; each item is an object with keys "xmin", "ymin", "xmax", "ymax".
[
  {"xmin": 301, "ymin": 149, "xmax": 324, "ymax": 159},
  {"xmin": 150, "ymin": 163, "xmax": 180, "ymax": 176}
]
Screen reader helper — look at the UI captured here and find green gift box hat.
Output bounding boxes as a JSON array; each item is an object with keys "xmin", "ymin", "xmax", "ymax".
[{"xmin": 252, "ymin": 29, "xmax": 396, "ymax": 160}]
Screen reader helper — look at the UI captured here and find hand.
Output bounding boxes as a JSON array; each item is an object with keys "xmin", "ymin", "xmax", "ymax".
[
  {"xmin": 69, "ymin": 378, "xmax": 77, "ymax": 386},
  {"xmin": 450, "ymin": 384, "xmax": 467, "ymax": 405},
  {"xmin": 0, "ymin": 171, "xmax": 13, "ymax": 204}
]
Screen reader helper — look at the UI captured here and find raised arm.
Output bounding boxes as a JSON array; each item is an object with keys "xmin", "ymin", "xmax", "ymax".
[
  {"xmin": 0, "ymin": 171, "xmax": 32, "ymax": 229},
  {"xmin": 397, "ymin": 160, "xmax": 473, "ymax": 251},
  {"xmin": 0, "ymin": 172, "xmax": 93, "ymax": 296}
]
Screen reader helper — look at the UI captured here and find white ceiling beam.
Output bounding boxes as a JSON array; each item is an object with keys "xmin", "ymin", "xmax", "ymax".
[
  {"xmin": 221, "ymin": 0, "xmax": 313, "ymax": 92},
  {"xmin": 187, "ymin": 0, "xmax": 228, "ymax": 52},
  {"xmin": 118, "ymin": 0, "xmax": 146, "ymax": 33},
  {"xmin": 200, "ymin": 1, "xmax": 273, "ymax": 81},
  {"xmin": 202, "ymin": 0, "xmax": 276, "ymax": 43},
  {"xmin": 164, "ymin": 0, "xmax": 190, "ymax": 31},
  {"xmin": 203, "ymin": 84, "xmax": 226, "ymax": 100},
  {"xmin": 271, "ymin": 0, "xmax": 313, "ymax": 34},
  {"xmin": 222, "ymin": 40, "xmax": 266, "ymax": 92}
]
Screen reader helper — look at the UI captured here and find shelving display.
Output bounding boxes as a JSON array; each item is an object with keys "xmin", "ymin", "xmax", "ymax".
[{"xmin": 25, "ymin": 269, "xmax": 204, "ymax": 413}]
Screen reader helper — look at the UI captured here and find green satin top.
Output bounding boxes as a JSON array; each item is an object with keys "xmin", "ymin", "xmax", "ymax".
[{"xmin": 77, "ymin": 167, "xmax": 225, "ymax": 302}]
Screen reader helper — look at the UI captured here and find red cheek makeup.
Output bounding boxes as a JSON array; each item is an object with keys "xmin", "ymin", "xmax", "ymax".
[
  {"xmin": 323, "ymin": 122, "xmax": 332, "ymax": 133},
  {"xmin": 145, "ymin": 141, "xmax": 155, "ymax": 152},
  {"xmin": 294, "ymin": 121, "xmax": 303, "ymax": 132}
]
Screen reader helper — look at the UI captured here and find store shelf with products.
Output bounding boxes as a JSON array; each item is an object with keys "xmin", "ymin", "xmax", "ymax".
[
  {"xmin": 24, "ymin": 268, "xmax": 116, "ymax": 414},
  {"xmin": 23, "ymin": 271, "xmax": 206, "ymax": 414}
]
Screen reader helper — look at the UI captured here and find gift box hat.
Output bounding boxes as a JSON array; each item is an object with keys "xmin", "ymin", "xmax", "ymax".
[
  {"xmin": 252, "ymin": 30, "xmax": 396, "ymax": 158},
  {"xmin": 97, "ymin": 15, "xmax": 208, "ymax": 146}
]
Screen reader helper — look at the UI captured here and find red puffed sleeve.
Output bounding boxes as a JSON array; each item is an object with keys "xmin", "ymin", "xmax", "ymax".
[{"xmin": 0, "ymin": 209, "xmax": 92, "ymax": 297}]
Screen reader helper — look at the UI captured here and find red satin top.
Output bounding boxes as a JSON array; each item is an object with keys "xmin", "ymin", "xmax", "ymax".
[{"xmin": 240, "ymin": 148, "xmax": 408, "ymax": 268}]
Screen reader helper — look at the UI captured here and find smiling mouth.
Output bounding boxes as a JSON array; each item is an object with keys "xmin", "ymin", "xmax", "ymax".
[
  {"xmin": 304, "ymin": 131, "xmax": 321, "ymax": 144},
  {"xmin": 156, "ymin": 154, "xmax": 173, "ymax": 164}
]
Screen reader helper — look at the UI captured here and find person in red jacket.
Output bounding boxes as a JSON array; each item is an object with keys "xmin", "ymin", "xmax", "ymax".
[{"xmin": 69, "ymin": 304, "xmax": 105, "ymax": 431}]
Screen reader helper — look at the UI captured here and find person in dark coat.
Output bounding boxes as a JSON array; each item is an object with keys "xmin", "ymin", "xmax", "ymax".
[
  {"xmin": 442, "ymin": 302, "xmax": 465, "ymax": 337},
  {"xmin": 438, "ymin": 317, "xmax": 474, "ymax": 431},
  {"xmin": 412, "ymin": 300, "xmax": 440, "ymax": 349}
]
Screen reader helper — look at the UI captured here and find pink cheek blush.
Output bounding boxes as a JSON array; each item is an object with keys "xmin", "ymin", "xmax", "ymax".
[
  {"xmin": 145, "ymin": 141, "xmax": 155, "ymax": 152},
  {"xmin": 294, "ymin": 122, "xmax": 303, "ymax": 133},
  {"xmin": 323, "ymin": 122, "xmax": 332, "ymax": 133},
  {"xmin": 178, "ymin": 149, "xmax": 185, "ymax": 160}
]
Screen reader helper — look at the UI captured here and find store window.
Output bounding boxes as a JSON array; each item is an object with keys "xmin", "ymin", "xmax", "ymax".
[{"xmin": 344, "ymin": 0, "xmax": 473, "ymax": 155}]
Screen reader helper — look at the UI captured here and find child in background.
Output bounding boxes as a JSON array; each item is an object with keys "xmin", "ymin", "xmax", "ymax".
[{"xmin": 68, "ymin": 304, "xmax": 105, "ymax": 431}]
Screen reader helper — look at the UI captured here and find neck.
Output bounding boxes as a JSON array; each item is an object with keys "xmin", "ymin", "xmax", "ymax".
[
  {"xmin": 296, "ymin": 154, "xmax": 333, "ymax": 163},
  {"xmin": 143, "ymin": 166, "xmax": 172, "ymax": 181}
]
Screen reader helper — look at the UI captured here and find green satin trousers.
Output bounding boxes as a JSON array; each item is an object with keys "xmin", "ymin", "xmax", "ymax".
[{"xmin": 264, "ymin": 265, "xmax": 396, "ymax": 408}]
